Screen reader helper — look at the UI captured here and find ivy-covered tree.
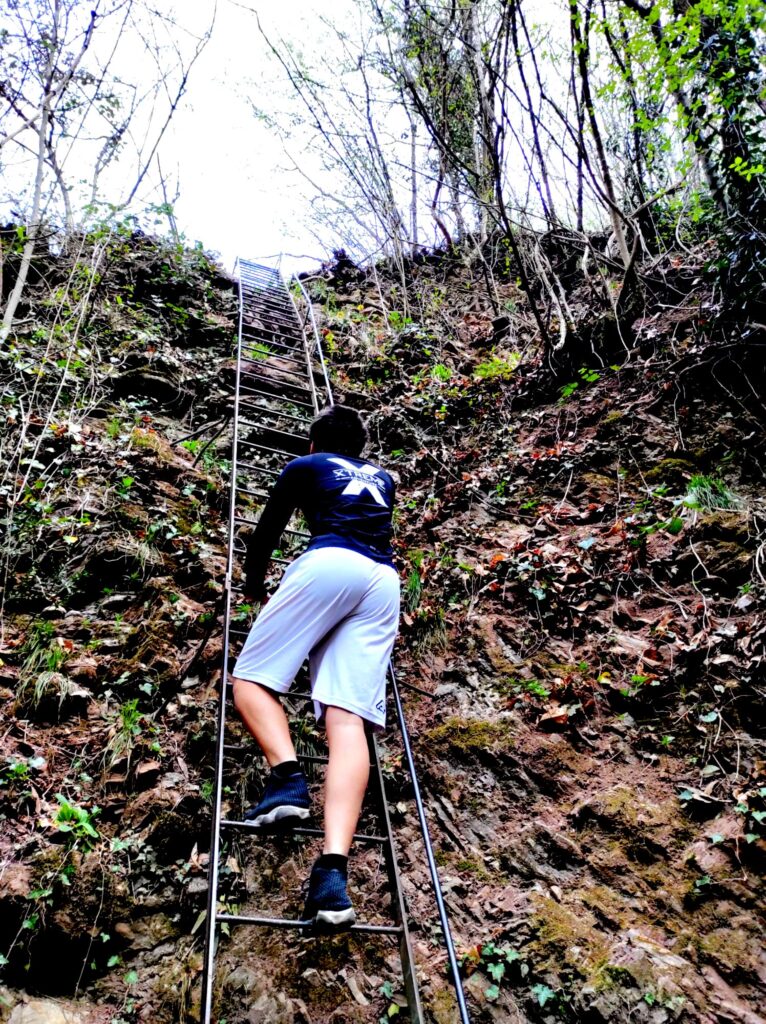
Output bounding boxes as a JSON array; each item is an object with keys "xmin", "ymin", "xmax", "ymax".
[
  {"xmin": 613, "ymin": 0, "xmax": 766, "ymax": 303},
  {"xmin": 614, "ymin": 0, "xmax": 766, "ymax": 224}
]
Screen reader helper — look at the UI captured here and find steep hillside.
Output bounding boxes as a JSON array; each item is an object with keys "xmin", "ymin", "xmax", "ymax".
[
  {"xmin": 300, "ymin": 245, "xmax": 766, "ymax": 1024},
  {"xmin": 0, "ymin": 230, "xmax": 237, "ymax": 1022},
  {"xmin": 1, "ymin": 230, "xmax": 764, "ymax": 1024}
]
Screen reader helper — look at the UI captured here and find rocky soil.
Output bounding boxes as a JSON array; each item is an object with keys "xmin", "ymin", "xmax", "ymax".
[{"xmin": 1, "ymin": 230, "xmax": 764, "ymax": 1024}]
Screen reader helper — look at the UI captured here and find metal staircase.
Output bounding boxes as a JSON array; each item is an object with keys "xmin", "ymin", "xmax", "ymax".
[{"xmin": 200, "ymin": 259, "xmax": 470, "ymax": 1024}]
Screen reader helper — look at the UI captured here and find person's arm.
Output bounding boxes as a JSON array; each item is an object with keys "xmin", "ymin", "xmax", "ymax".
[{"xmin": 242, "ymin": 461, "xmax": 302, "ymax": 599}]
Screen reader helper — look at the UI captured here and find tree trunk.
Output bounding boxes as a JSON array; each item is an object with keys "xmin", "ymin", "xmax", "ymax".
[
  {"xmin": 570, "ymin": 0, "xmax": 631, "ymax": 268},
  {"xmin": 0, "ymin": 1, "xmax": 59, "ymax": 343}
]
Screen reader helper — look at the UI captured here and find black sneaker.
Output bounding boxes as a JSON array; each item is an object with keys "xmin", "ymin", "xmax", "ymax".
[
  {"xmin": 301, "ymin": 861, "xmax": 356, "ymax": 931},
  {"xmin": 243, "ymin": 769, "xmax": 310, "ymax": 830}
]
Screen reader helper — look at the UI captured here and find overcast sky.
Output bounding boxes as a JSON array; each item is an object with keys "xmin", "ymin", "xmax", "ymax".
[
  {"xmin": 0, "ymin": 0, "xmax": 352, "ymax": 276},
  {"xmin": 139, "ymin": 0, "xmax": 567, "ymax": 275},
  {"xmin": 162, "ymin": 0, "xmax": 357, "ymax": 275},
  {"xmin": 1, "ymin": 0, "xmax": 569, "ymax": 277}
]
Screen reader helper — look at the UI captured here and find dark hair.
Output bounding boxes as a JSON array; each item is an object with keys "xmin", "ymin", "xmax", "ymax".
[{"xmin": 309, "ymin": 404, "xmax": 367, "ymax": 457}]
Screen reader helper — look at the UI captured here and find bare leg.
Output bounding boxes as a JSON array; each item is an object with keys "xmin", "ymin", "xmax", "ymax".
[
  {"xmin": 323, "ymin": 706, "xmax": 369, "ymax": 856},
  {"xmin": 232, "ymin": 677, "xmax": 296, "ymax": 766}
]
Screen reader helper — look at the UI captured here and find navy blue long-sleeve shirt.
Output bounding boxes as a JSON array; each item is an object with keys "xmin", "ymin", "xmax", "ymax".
[{"xmin": 243, "ymin": 452, "xmax": 396, "ymax": 596}]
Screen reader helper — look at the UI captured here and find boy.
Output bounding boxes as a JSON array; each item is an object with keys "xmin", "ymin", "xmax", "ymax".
[{"xmin": 231, "ymin": 404, "xmax": 400, "ymax": 930}]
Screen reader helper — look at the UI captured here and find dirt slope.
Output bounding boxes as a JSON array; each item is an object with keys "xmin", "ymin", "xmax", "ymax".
[
  {"xmin": 1, "ymin": 233, "xmax": 764, "ymax": 1024},
  {"xmin": 305, "ymin": 248, "xmax": 766, "ymax": 1023}
]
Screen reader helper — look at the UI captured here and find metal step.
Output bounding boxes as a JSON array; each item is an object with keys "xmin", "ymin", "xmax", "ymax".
[
  {"xmin": 235, "ymin": 393, "xmax": 312, "ymax": 425},
  {"xmin": 240, "ymin": 288, "xmax": 291, "ymax": 304},
  {"xmin": 238, "ymin": 264, "xmax": 284, "ymax": 283},
  {"xmin": 236, "ymin": 469, "xmax": 282, "ymax": 485},
  {"xmin": 237, "ymin": 370, "xmax": 314, "ymax": 398},
  {"xmin": 241, "ymin": 318, "xmax": 305, "ymax": 341},
  {"xmin": 241, "ymin": 307, "xmax": 304, "ymax": 333},
  {"xmin": 241, "ymin": 328, "xmax": 304, "ymax": 351},
  {"xmin": 242, "ymin": 333, "xmax": 307, "ymax": 362},
  {"xmin": 231, "ymin": 484, "xmax": 270, "ymax": 501},
  {"xmin": 235, "ymin": 438, "xmax": 305, "ymax": 461},
  {"xmin": 237, "ymin": 395, "xmax": 313, "ymax": 419},
  {"xmin": 235, "ymin": 453, "xmax": 295, "ymax": 474},
  {"xmin": 234, "ymin": 425, "xmax": 307, "ymax": 458},
  {"xmin": 220, "ymin": 819, "xmax": 388, "ymax": 845},
  {"xmin": 216, "ymin": 912, "xmax": 402, "ymax": 936},
  {"xmin": 240, "ymin": 361, "xmax": 317, "ymax": 389},
  {"xmin": 240, "ymin": 332, "xmax": 305, "ymax": 355},
  {"xmin": 241, "ymin": 359, "xmax": 324, "ymax": 389},
  {"xmin": 238, "ymin": 286, "xmax": 293, "ymax": 308},
  {"xmin": 241, "ymin": 329, "xmax": 307, "ymax": 355},
  {"xmin": 240, "ymin": 301, "xmax": 294, "ymax": 316},
  {"xmin": 241, "ymin": 347, "xmax": 308, "ymax": 369},
  {"xmin": 238, "ymin": 397, "xmax": 315, "ymax": 419},
  {"xmin": 238, "ymin": 270, "xmax": 284, "ymax": 289},
  {"xmin": 238, "ymin": 421, "xmax": 307, "ymax": 444}
]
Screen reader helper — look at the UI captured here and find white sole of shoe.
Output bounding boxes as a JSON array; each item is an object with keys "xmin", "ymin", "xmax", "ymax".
[
  {"xmin": 248, "ymin": 804, "xmax": 310, "ymax": 828},
  {"xmin": 315, "ymin": 907, "xmax": 356, "ymax": 928}
]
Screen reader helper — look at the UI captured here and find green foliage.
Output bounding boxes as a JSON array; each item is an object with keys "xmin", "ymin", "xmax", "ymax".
[
  {"xmin": 404, "ymin": 569, "xmax": 422, "ymax": 613},
  {"xmin": 245, "ymin": 341, "xmax": 273, "ymax": 361},
  {"xmin": 460, "ymin": 941, "xmax": 529, "ymax": 1002},
  {"xmin": 411, "ymin": 362, "xmax": 452, "ymax": 387},
  {"xmin": 179, "ymin": 438, "xmax": 229, "ymax": 475},
  {"xmin": 729, "ymin": 156, "xmax": 765, "ymax": 183},
  {"xmin": 0, "ymin": 754, "xmax": 46, "ymax": 807},
  {"xmin": 488, "ymin": 548, "xmax": 554, "ymax": 606},
  {"xmin": 603, "ymin": 0, "xmax": 766, "ymax": 302},
  {"xmin": 17, "ymin": 624, "xmax": 71, "ymax": 709},
  {"xmin": 683, "ymin": 474, "xmax": 739, "ymax": 512},
  {"xmin": 378, "ymin": 979, "xmax": 404, "ymax": 1022},
  {"xmin": 507, "ymin": 678, "xmax": 550, "ymax": 701},
  {"xmin": 559, "ymin": 366, "xmax": 614, "ymax": 403},
  {"xmin": 232, "ymin": 602, "xmax": 254, "ymax": 623},
  {"xmin": 531, "ymin": 983, "xmax": 557, "ymax": 1008},
  {"xmin": 0, "ymin": 755, "xmax": 44, "ymax": 787},
  {"xmin": 474, "ymin": 353, "xmax": 519, "ymax": 381},
  {"xmin": 106, "ymin": 698, "xmax": 147, "ymax": 766},
  {"xmin": 733, "ymin": 786, "xmax": 766, "ymax": 844},
  {"xmin": 105, "ymin": 417, "xmax": 124, "ymax": 439},
  {"xmin": 387, "ymin": 310, "xmax": 412, "ymax": 333},
  {"xmin": 52, "ymin": 794, "xmax": 100, "ymax": 849},
  {"xmin": 412, "ymin": 605, "xmax": 448, "ymax": 656}
]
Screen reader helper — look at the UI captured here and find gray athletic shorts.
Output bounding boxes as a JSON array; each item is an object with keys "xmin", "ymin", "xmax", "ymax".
[{"xmin": 231, "ymin": 546, "xmax": 400, "ymax": 729}]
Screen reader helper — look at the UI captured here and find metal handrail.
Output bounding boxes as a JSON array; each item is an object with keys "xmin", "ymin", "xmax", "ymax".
[
  {"xmin": 391, "ymin": 664, "xmax": 471, "ymax": 1024},
  {"xmin": 289, "ymin": 274, "xmax": 333, "ymax": 408}
]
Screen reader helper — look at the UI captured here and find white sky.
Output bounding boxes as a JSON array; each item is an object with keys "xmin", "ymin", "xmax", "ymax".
[
  {"xmin": 1, "ymin": 0, "xmax": 610, "ymax": 277},
  {"xmin": 135, "ymin": 0, "xmax": 574, "ymax": 274},
  {"xmin": 161, "ymin": 0, "xmax": 358, "ymax": 275},
  {"xmin": 0, "ymin": 0, "xmax": 356, "ymax": 277}
]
